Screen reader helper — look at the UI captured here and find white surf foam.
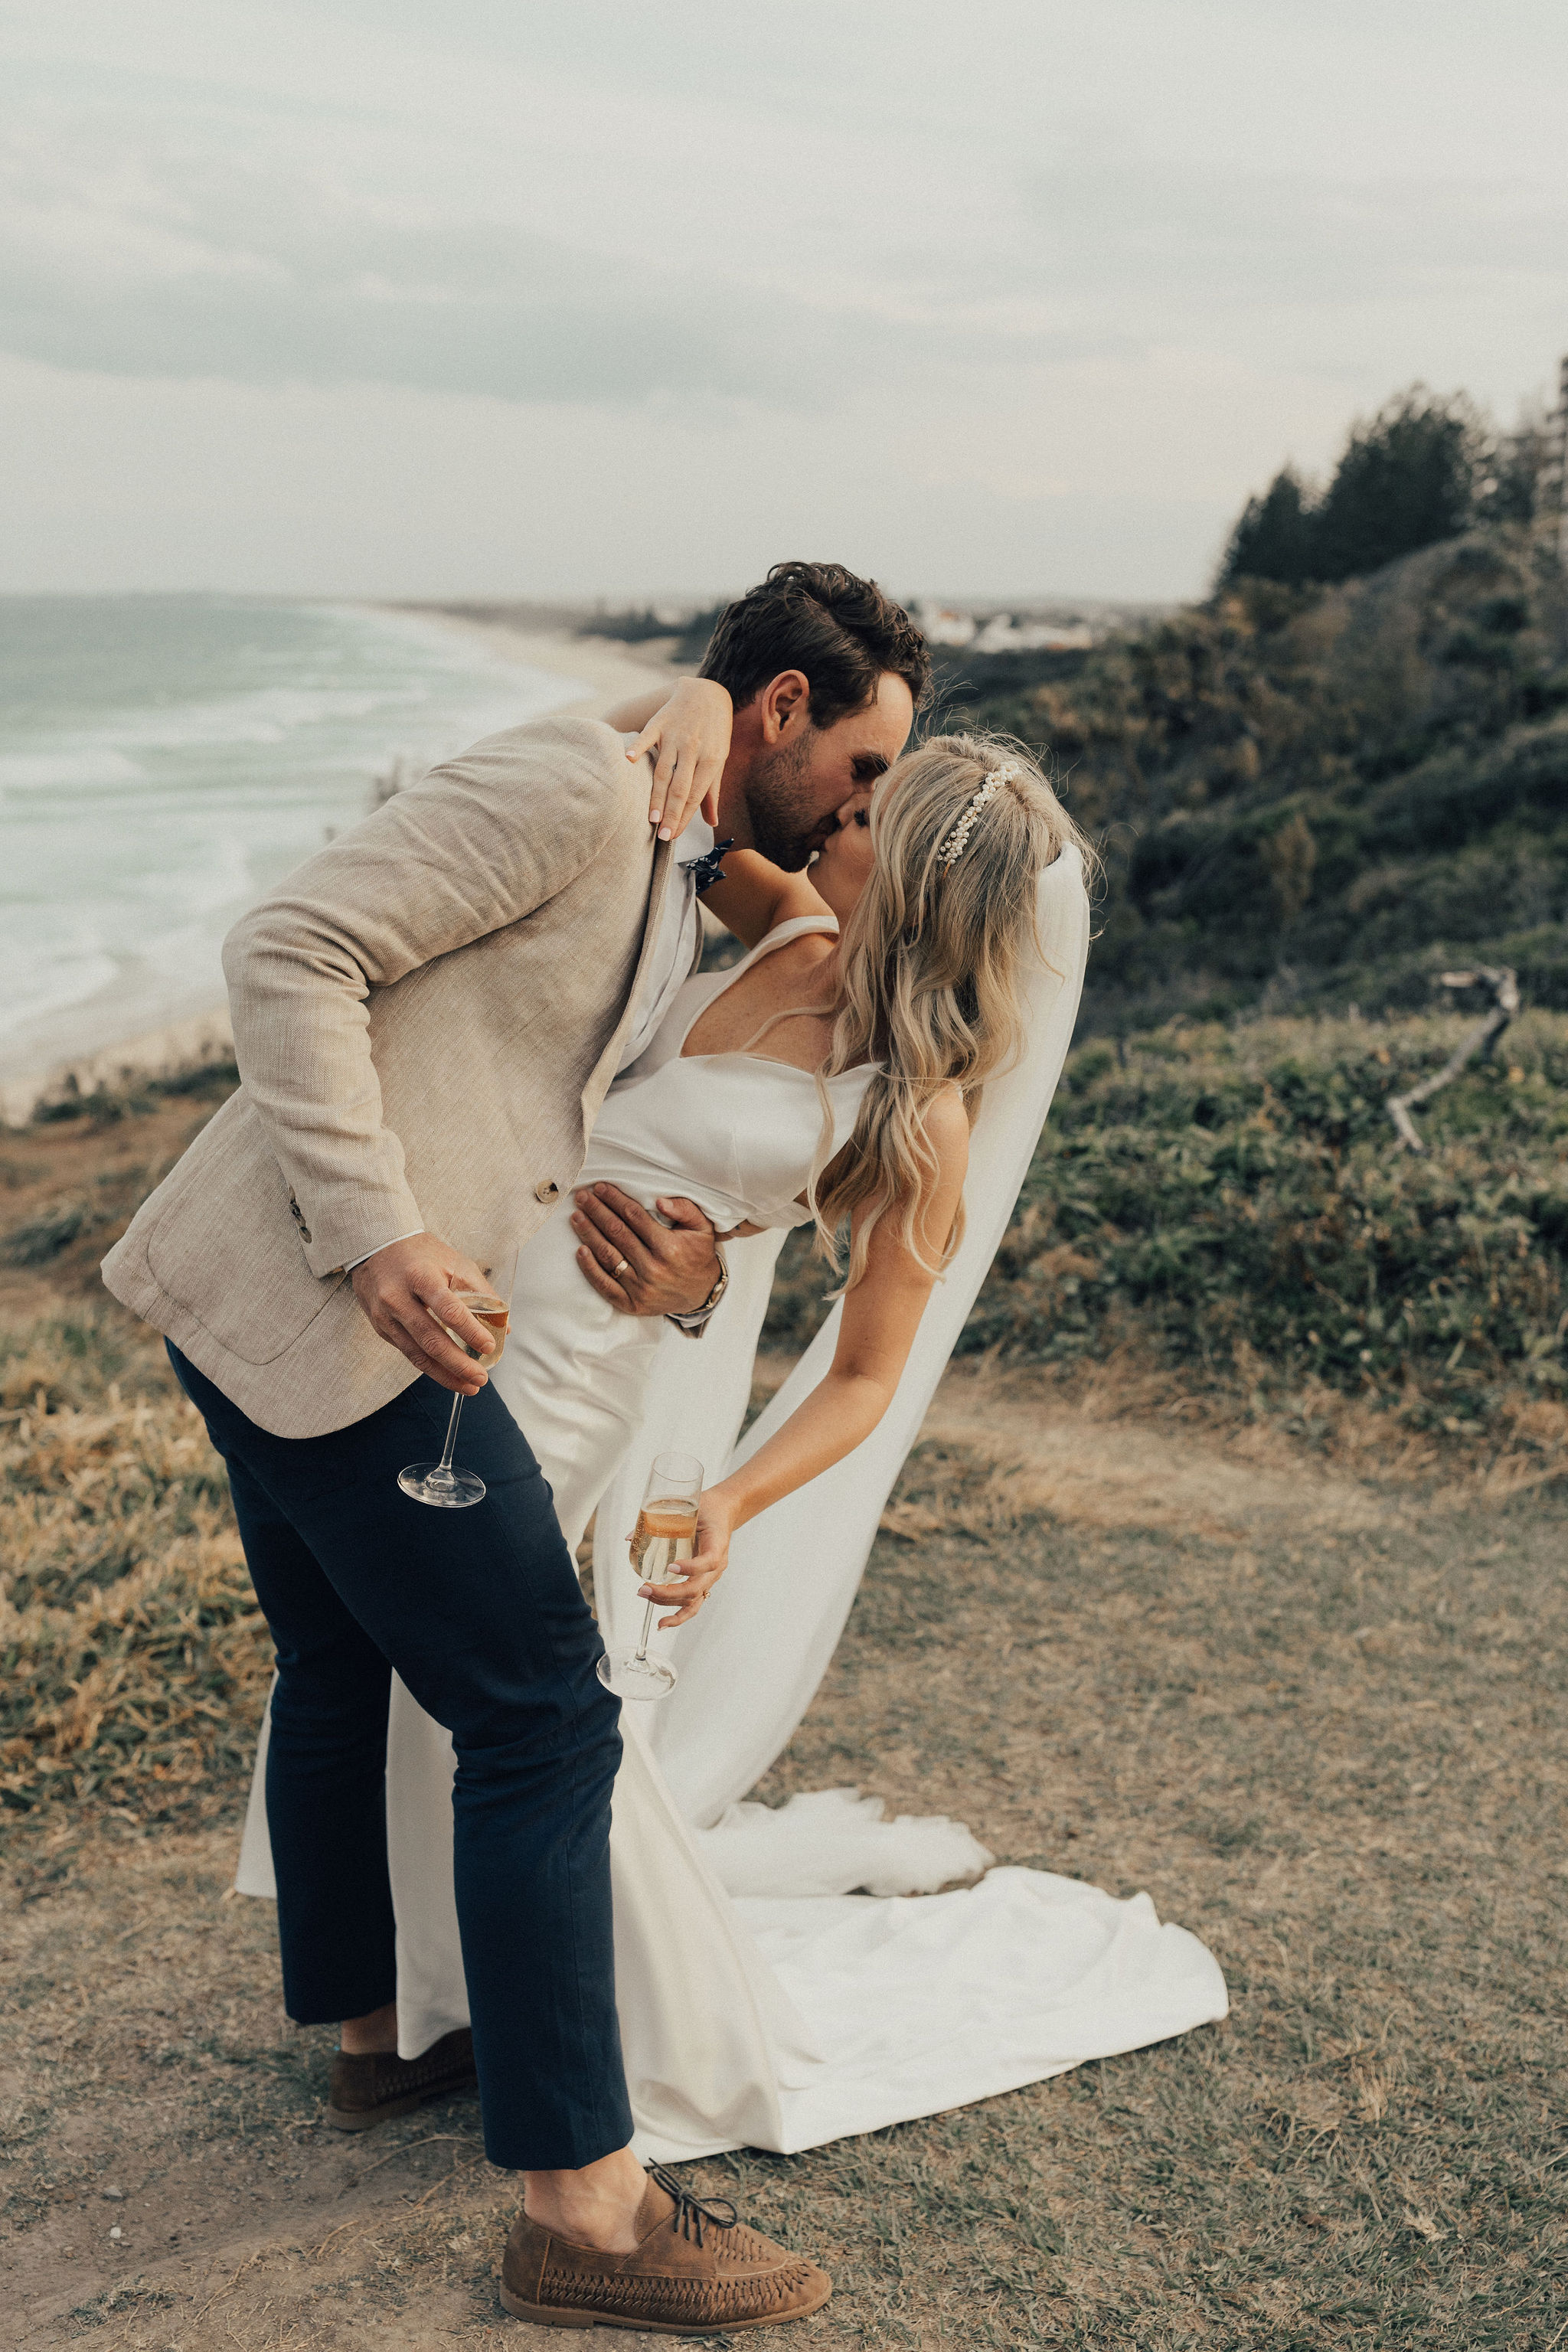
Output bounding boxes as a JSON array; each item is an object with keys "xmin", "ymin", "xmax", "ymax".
[{"xmin": 0, "ymin": 597, "xmax": 589, "ymax": 1082}]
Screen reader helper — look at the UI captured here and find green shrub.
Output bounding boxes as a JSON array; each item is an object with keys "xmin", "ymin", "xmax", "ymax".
[
  {"xmin": 966, "ymin": 1011, "xmax": 1567, "ymax": 1425},
  {"xmin": 765, "ymin": 1011, "xmax": 1568, "ymax": 1436}
]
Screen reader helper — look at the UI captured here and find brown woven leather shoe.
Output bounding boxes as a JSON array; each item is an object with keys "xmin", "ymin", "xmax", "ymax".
[
  {"xmin": 500, "ymin": 2164, "xmax": 831, "ymax": 2334},
  {"xmin": 324, "ymin": 2027, "xmax": 477, "ymax": 2132}
]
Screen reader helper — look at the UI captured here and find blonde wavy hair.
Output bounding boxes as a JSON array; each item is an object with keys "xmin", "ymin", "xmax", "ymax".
[{"xmin": 803, "ymin": 730, "xmax": 1094, "ymax": 1289}]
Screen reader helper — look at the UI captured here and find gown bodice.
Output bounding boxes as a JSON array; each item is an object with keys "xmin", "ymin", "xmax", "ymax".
[{"xmin": 583, "ymin": 916, "xmax": 878, "ymax": 1233}]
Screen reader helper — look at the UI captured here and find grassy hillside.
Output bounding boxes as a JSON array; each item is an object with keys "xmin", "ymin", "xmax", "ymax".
[
  {"xmin": 930, "ymin": 524, "xmax": 1568, "ymax": 1034},
  {"xmin": 766, "ymin": 1007, "xmax": 1568, "ymax": 1461},
  {"xmin": 973, "ymin": 1010, "xmax": 1567, "ymax": 1413}
]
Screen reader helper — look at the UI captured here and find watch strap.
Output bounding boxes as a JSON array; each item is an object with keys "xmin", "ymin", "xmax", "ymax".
[{"xmin": 665, "ymin": 1244, "xmax": 729, "ymax": 1336}]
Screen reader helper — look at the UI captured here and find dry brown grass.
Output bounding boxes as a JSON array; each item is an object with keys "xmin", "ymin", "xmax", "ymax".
[
  {"xmin": 0, "ymin": 1078, "xmax": 276, "ymax": 1824},
  {"xmin": 0, "ymin": 1370, "xmax": 268, "ymax": 1820},
  {"xmin": 0, "ymin": 1073, "xmax": 237, "ymax": 1321},
  {"xmin": 5, "ymin": 1366, "xmax": 1566, "ymax": 2348}
]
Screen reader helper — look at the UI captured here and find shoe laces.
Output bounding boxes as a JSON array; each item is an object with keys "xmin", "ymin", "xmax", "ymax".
[{"xmin": 647, "ymin": 2162, "xmax": 739, "ymax": 2249}]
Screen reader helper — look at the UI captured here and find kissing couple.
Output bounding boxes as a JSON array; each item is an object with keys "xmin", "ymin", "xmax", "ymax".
[{"xmin": 105, "ymin": 562, "xmax": 1225, "ymax": 2333}]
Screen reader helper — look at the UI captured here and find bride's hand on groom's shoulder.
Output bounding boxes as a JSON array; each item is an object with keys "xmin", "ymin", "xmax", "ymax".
[
  {"xmin": 625, "ymin": 678, "xmax": 732, "ymax": 840},
  {"xmin": 639, "ymin": 1487, "xmax": 738, "ymax": 1628}
]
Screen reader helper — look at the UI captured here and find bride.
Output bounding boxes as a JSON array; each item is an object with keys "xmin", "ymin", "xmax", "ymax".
[{"xmin": 238, "ymin": 717, "xmax": 1227, "ymax": 2161}]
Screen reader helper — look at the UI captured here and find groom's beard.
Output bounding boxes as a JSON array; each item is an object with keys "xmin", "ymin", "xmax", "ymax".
[{"xmin": 741, "ymin": 731, "xmax": 831, "ymax": 871}]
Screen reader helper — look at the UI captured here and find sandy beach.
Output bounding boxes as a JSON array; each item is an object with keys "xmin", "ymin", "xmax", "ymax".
[
  {"xmin": 395, "ymin": 606, "xmax": 684, "ymax": 713},
  {"xmin": 2, "ymin": 614, "xmax": 680, "ymax": 1128}
]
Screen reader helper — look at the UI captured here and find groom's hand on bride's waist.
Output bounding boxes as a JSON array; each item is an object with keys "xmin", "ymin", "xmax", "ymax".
[
  {"xmin": 350, "ymin": 1235, "xmax": 499, "ymax": 1395},
  {"xmin": 571, "ymin": 1184, "xmax": 721, "ymax": 1318}
]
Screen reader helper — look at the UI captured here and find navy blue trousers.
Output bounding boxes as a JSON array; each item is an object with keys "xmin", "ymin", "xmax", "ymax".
[{"xmin": 168, "ymin": 1344, "xmax": 632, "ymax": 2172}]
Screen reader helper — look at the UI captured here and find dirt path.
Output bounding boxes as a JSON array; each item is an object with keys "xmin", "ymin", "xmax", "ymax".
[
  {"xmin": 5, "ymin": 1369, "xmax": 1565, "ymax": 2348},
  {"xmin": 906, "ymin": 1358, "xmax": 1393, "ymax": 1542}
]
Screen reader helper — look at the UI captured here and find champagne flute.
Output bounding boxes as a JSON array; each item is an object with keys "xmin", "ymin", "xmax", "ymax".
[
  {"xmin": 397, "ymin": 1236, "xmax": 520, "ymax": 1509},
  {"xmin": 596, "ymin": 1450, "xmax": 702, "ymax": 1700}
]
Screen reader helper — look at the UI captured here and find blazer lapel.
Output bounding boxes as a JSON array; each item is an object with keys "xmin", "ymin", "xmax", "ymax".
[{"xmin": 579, "ymin": 835, "xmax": 678, "ymax": 1126}]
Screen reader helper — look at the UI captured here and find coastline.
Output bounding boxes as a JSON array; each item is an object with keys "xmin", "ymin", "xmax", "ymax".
[
  {"xmin": 388, "ymin": 605, "xmax": 683, "ymax": 712},
  {"xmin": 2, "ymin": 616, "xmax": 682, "ymax": 1129},
  {"xmin": 0, "ymin": 1006, "xmax": 238, "ymax": 1131}
]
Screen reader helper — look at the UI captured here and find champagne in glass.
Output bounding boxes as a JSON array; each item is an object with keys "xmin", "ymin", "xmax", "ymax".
[
  {"xmin": 397, "ymin": 1240, "xmax": 519, "ymax": 1511},
  {"xmin": 596, "ymin": 1450, "xmax": 702, "ymax": 1700},
  {"xmin": 446, "ymin": 1294, "xmax": 510, "ymax": 1358}
]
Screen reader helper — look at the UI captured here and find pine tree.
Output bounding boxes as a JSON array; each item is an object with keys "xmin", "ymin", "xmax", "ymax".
[
  {"xmin": 1218, "ymin": 469, "xmax": 1317, "ymax": 589},
  {"xmin": 1217, "ymin": 384, "xmax": 1487, "ymax": 593},
  {"xmin": 1313, "ymin": 389, "xmax": 1478, "ymax": 580}
]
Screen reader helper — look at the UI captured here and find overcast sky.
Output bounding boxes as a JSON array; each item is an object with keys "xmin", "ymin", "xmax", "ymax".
[{"xmin": 2, "ymin": 1, "xmax": 1564, "ymax": 603}]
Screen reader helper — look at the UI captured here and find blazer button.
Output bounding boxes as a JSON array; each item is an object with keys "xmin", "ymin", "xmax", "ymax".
[{"xmin": 534, "ymin": 1178, "xmax": 560, "ymax": 1203}]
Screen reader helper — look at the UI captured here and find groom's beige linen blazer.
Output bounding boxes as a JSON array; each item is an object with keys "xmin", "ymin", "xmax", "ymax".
[{"xmin": 102, "ymin": 714, "xmax": 675, "ymax": 1441}]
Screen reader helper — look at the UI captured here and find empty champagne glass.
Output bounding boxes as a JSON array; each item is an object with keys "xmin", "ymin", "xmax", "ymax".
[
  {"xmin": 397, "ymin": 1236, "xmax": 520, "ymax": 1509},
  {"xmin": 596, "ymin": 1450, "xmax": 703, "ymax": 1699}
]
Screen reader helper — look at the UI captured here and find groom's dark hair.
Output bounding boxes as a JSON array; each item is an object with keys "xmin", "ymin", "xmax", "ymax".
[{"xmin": 699, "ymin": 561, "xmax": 931, "ymax": 728}]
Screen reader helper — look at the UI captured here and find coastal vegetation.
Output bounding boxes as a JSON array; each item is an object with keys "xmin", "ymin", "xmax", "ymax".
[
  {"xmin": 933, "ymin": 520, "xmax": 1568, "ymax": 1036},
  {"xmin": 1, "ymin": 1078, "xmax": 268, "ymax": 1824},
  {"xmin": 983, "ymin": 1012, "xmax": 1568, "ymax": 1413},
  {"xmin": 913, "ymin": 373, "xmax": 1568, "ymax": 1042},
  {"xmin": 766, "ymin": 1006, "xmax": 1568, "ymax": 1467},
  {"xmin": 0, "ymin": 1311, "xmax": 263, "ymax": 1824}
]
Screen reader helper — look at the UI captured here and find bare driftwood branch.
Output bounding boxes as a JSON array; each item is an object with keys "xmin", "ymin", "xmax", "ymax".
[{"xmin": 1386, "ymin": 965, "xmax": 1519, "ymax": 1152}]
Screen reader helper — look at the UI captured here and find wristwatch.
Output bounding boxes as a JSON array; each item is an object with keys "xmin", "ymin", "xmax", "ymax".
[{"xmin": 665, "ymin": 1245, "xmax": 729, "ymax": 1338}]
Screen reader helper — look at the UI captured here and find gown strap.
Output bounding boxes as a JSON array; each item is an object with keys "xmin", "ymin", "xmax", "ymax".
[
  {"xmin": 734, "ymin": 913, "xmax": 840, "ymax": 968},
  {"xmin": 666, "ymin": 914, "xmax": 843, "ymax": 1060}
]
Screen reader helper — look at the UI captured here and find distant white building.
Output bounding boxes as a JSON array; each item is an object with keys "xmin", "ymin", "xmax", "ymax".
[
  {"xmin": 914, "ymin": 602, "xmax": 978, "ymax": 646},
  {"xmin": 914, "ymin": 600, "xmax": 1097, "ymax": 654},
  {"xmin": 972, "ymin": 615, "xmax": 1096, "ymax": 654}
]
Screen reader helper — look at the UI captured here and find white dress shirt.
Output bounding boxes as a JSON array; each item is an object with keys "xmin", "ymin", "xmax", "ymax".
[{"xmin": 615, "ymin": 815, "xmax": 711, "ymax": 1076}]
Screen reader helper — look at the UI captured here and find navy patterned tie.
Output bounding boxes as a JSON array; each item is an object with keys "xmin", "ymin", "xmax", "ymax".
[{"xmin": 680, "ymin": 838, "xmax": 734, "ymax": 895}]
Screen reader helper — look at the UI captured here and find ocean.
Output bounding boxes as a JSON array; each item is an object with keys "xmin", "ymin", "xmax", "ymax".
[{"xmin": 0, "ymin": 596, "xmax": 583, "ymax": 1083}]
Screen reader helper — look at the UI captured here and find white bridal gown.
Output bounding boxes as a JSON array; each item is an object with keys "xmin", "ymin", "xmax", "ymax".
[{"xmin": 237, "ymin": 856, "xmax": 1227, "ymax": 2160}]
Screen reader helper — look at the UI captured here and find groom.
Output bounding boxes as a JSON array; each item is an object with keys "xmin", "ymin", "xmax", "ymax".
[{"xmin": 103, "ymin": 562, "xmax": 929, "ymax": 2333}]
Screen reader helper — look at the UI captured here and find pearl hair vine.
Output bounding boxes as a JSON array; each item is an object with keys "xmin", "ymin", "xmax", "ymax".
[{"xmin": 936, "ymin": 763, "xmax": 1021, "ymax": 868}]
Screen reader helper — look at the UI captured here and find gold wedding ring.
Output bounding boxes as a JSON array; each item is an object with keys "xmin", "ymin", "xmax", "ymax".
[{"xmin": 613, "ymin": 1257, "xmax": 630, "ymax": 1278}]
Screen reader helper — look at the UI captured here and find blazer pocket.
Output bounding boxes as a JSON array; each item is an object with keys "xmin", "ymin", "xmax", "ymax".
[{"xmin": 145, "ymin": 1096, "xmax": 348, "ymax": 1365}]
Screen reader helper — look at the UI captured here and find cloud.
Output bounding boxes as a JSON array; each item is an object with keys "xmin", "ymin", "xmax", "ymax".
[
  {"xmin": 5, "ymin": 28, "xmax": 1563, "ymax": 423},
  {"xmin": 1, "ymin": 240, "xmax": 727, "ymax": 405},
  {"xmin": 0, "ymin": 111, "xmax": 1129, "ymax": 410},
  {"xmin": 3, "ymin": 1, "xmax": 1565, "ymax": 599},
  {"xmin": 0, "ymin": 137, "xmax": 803, "ymax": 403},
  {"xmin": 1006, "ymin": 165, "xmax": 1568, "ymax": 322}
]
